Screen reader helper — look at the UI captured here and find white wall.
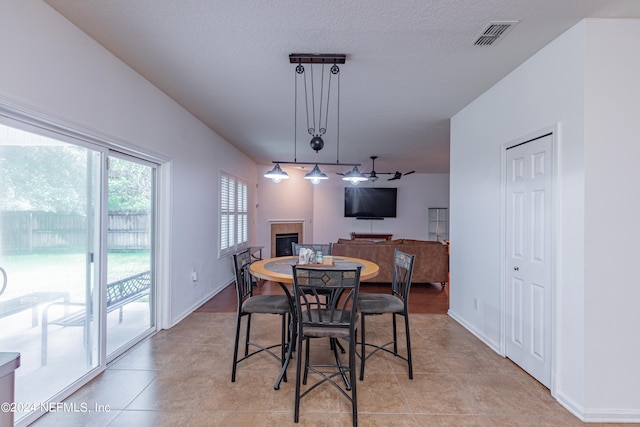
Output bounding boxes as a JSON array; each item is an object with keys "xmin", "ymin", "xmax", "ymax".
[
  {"xmin": 256, "ymin": 164, "xmax": 449, "ymax": 251},
  {"xmin": 0, "ymin": 1, "xmax": 257, "ymax": 326},
  {"xmin": 583, "ymin": 20, "xmax": 640, "ymax": 417},
  {"xmin": 451, "ymin": 19, "xmax": 640, "ymax": 421},
  {"xmin": 255, "ymin": 165, "xmax": 314, "ymax": 258},
  {"xmin": 312, "ymin": 173, "xmax": 450, "ymax": 243}
]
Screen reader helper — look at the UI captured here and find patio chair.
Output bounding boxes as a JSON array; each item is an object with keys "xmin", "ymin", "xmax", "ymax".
[{"xmin": 41, "ymin": 270, "xmax": 151, "ymax": 365}]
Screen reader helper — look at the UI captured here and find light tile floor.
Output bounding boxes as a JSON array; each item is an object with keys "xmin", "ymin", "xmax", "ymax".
[{"xmin": 31, "ymin": 312, "xmax": 631, "ymax": 426}]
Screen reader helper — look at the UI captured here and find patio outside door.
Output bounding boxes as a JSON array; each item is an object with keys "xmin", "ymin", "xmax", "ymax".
[
  {"xmin": 0, "ymin": 117, "xmax": 159, "ymax": 424},
  {"xmin": 0, "ymin": 121, "xmax": 101, "ymax": 422},
  {"xmin": 106, "ymin": 154, "xmax": 156, "ymax": 358}
]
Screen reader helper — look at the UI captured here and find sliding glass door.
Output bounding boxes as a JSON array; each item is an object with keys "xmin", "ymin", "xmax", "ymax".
[
  {"xmin": 0, "ymin": 118, "xmax": 158, "ymax": 424},
  {"xmin": 106, "ymin": 154, "xmax": 156, "ymax": 358},
  {"xmin": 0, "ymin": 122, "xmax": 101, "ymax": 421}
]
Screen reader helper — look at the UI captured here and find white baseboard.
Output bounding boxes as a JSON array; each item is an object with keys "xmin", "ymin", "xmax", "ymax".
[
  {"xmin": 448, "ymin": 310, "xmax": 640, "ymax": 424},
  {"xmin": 167, "ymin": 280, "xmax": 232, "ymax": 328},
  {"xmin": 447, "ymin": 309, "xmax": 501, "ymax": 354},
  {"xmin": 582, "ymin": 408, "xmax": 640, "ymax": 423}
]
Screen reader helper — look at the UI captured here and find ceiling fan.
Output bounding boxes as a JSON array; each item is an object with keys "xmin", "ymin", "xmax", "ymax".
[
  {"xmin": 363, "ymin": 156, "xmax": 416, "ymax": 181},
  {"xmin": 336, "ymin": 156, "xmax": 415, "ymax": 181}
]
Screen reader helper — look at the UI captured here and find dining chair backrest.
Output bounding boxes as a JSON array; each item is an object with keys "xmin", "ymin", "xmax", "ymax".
[
  {"xmin": 291, "ymin": 243, "xmax": 333, "ymax": 256},
  {"xmin": 391, "ymin": 248, "xmax": 415, "ymax": 304},
  {"xmin": 292, "ymin": 265, "xmax": 362, "ymax": 425},
  {"xmin": 292, "ymin": 265, "xmax": 361, "ymax": 330},
  {"xmin": 232, "ymin": 249, "xmax": 253, "ymax": 302}
]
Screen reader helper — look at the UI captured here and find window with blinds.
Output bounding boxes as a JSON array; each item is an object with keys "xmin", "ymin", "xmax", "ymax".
[{"xmin": 220, "ymin": 172, "xmax": 248, "ymax": 256}]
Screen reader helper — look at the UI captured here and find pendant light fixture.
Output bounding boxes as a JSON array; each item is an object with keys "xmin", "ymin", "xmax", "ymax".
[
  {"xmin": 304, "ymin": 164, "xmax": 329, "ymax": 184},
  {"xmin": 264, "ymin": 53, "xmax": 362, "ymax": 184},
  {"xmin": 341, "ymin": 166, "xmax": 368, "ymax": 185},
  {"xmin": 263, "ymin": 163, "xmax": 289, "ymax": 182}
]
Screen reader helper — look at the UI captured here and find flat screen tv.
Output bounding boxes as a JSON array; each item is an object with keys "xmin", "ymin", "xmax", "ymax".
[{"xmin": 344, "ymin": 187, "xmax": 397, "ymax": 219}]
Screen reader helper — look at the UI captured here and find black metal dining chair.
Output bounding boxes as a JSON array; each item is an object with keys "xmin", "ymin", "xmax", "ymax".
[
  {"xmin": 291, "ymin": 242, "xmax": 333, "ymax": 257},
  {"xmin": 292, "ymin": 242, "xmax": 345, "ymax": 355},
  {"xmin": 357, "ymin": 248, "xmax": 415, "ymax": 380},
  {"xmin": 292, "ymin": 265, "xmax": 361, "ymax": 426},
  {"xmin": 231, "ymin": 249, "xmax": 293, "ymax": 390}
]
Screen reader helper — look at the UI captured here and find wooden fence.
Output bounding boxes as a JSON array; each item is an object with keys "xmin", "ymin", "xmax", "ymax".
[{"xmin": 0, "ymin": 211, "xmax": 150, "ymax": 253}]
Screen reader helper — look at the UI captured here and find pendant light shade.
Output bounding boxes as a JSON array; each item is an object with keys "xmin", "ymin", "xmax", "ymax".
[
  {"xmin": 264, "ymin": 163, "xmax": 290, "ymax": 183},
  {"xmin": 304, "ymin": 164, "xmax": 328, "ymax": 184},
  {"xmin": 341, "ymin": 166, "xmax": 369, "ymax": 185}
]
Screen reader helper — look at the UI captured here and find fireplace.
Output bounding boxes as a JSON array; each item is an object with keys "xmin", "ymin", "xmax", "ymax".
[
  {"xmin": 275, "ymin": 233, "xmax": 298, "ymax": 257},
  {"xmin": 269, "ymin": 221, "xmax": 304, "ymax": 257}
]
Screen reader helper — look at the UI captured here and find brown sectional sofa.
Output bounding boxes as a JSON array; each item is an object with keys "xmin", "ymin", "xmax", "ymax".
[{"xmin": 331, "ymin": 238, "xmax": 449, "ymax": 284}]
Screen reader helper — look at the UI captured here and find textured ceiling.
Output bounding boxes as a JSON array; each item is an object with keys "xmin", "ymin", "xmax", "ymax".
[{"xmin": 43, "ymin": 0, "xmax": 640, "ymax": 175}]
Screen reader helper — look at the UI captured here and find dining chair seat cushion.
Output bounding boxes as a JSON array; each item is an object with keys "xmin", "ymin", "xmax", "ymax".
[
  {"xmin": 242, "ymin": 295, "xmax": 291, "ymax": 314},
  {"xmin": 301, "ymin": 310, "xmax": 360, "ymax": 338},
  {"xmin": 358, "ymin": 294, "xmax": 404, "ymax": 314}
]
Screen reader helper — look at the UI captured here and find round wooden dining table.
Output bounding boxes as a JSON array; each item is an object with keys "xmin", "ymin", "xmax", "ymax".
[{"xmin": 249, "ymin": 255, "xmax": 379, "ymax": 284}]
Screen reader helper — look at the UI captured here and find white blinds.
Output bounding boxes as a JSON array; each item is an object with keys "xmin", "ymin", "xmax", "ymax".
[{"xmin": 220, "ymin": 173, "xmax": 247, "ymax": 255}]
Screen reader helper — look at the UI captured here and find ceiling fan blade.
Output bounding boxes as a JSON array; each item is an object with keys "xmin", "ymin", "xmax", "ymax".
[
  {"xmin": 335, "ymin": 172, "xmax": 346, "ymax": 176},
  {"xmin": 403, "ymin": 170, "xmax": 416, "ymax": 176},
  {"xmin": 388, "ymin": 172, "xmax": 402, "ymax": 181}
]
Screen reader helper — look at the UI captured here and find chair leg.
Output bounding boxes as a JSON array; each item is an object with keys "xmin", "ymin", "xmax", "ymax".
[
  {"xmin": 294, "ymin": 331, "xmax": 304, "ymax": 422},
  {"xmin": 332, "ymin": 337, "xmax": 346, "ymax": 354},
  {"xmin": 244, "ymin": 313, "xmax": 252, "ymax": 356},
  {"xmin": 349, "ymin": 328, "xmax": 358, "ymax": 427},
  {"xmin": 303, "ymin": 337, "xmax": 311, "ymax": 385},
  {"xmin": 332, "ymin": 338, "xmax": 351, "ymax": 390},
  {"xmin": 392, "ymin": 313, "xmax": 398, "ymax": 355},
  {"xmin": 231, "ymin": 312, "xmax": 243, "ymax": 382},
  {"xmin": 359, "ymin": 314, "xmax": 367, "ymax": 380},
  {"xmin": 280, "ymin": 313, "xmax": 287, "ymax": 383},
  {"xmin": 404, "ymin": 313, "xmax": 413, "ymax": 379}
]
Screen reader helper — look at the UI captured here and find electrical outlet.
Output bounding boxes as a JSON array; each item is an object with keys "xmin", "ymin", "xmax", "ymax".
[{"xmin": 191, "ymin": 269, "xmax": 198, "ymax": 282}]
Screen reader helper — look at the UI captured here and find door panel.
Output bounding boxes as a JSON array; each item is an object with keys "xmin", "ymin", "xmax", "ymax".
[
  {"xmin": 106, "ymin": 154, "xmax": 156, "ymax": 358},
  {"xmin": 511, "ymin": 277, "xmax": 524, "ymax": 346},
  {"xmin": 512, "ymin": 192, "xmax": 524, "ymax": 258},
  {"xmin": 0, "ymin": 122, "xmax": 101, "ymax": 422},
  {"xmin": 505, "ymin": 134, "xmax": 553, "ymax": 388}
]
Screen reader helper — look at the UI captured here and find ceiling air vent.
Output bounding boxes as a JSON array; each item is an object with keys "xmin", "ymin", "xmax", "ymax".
[{"xmin": 474, "ymin": 21, "xmax": 518, "ymax": 46}]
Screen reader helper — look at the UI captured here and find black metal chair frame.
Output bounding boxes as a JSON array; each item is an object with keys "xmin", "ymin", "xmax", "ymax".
[
  {"xmin": 358, "ymin": 248, "xmax": 415, "ymax": 381},
  {"xmin": 292, "ymin": 265, "xmax": 361, "ymax": 426},
  {"xmin": 291, "ymin": 242, "xmax": 346, "ymax": 355},
  {"xmin": 291, "ymin": 242, "xmax": 333, "ymax": 256},
  {"xmin": 231, "ymin": 249, "xmax": 294, "ymax": 390}
]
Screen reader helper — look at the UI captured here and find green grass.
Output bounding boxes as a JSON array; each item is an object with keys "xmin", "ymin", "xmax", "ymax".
[
  {"xmin": 0, "ymin": 251, "xmax": 150, "ymax": 299},
  {"xmin": 107, "ymin": 251, "xmax": 151, "ymax": 281}
]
